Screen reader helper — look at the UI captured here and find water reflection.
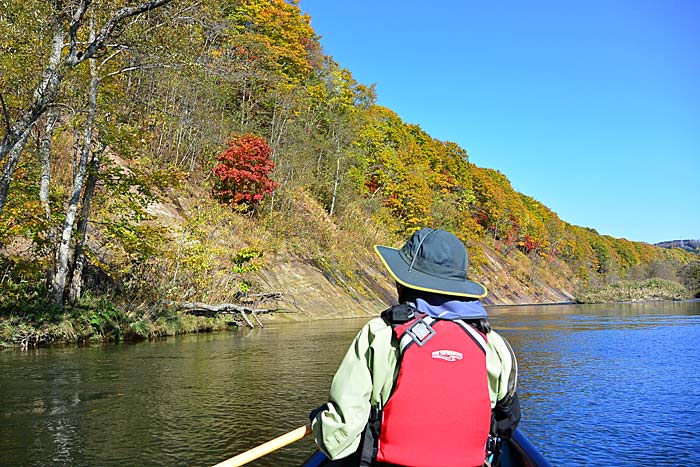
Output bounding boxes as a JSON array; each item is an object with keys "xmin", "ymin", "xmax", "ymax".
[{"xmin": 1, "ymin": 302, "xmax": 699, "ymax": 466}]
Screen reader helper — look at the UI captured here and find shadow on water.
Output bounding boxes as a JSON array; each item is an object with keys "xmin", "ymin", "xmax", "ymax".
[
  {"xmin": 1, "ymin": 302, "xmax": 699, "ymax": 466},
  {"xmin": 1, "ymin": 320, "xmax": 360, "ymax": 467}
]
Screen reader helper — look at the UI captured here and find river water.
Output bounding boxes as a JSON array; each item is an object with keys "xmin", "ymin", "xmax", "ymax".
[{"xmin": 1, "ymin": 302, "xmax": 699, "ymax": 467}]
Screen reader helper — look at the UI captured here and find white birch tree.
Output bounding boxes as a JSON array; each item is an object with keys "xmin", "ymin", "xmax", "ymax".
[{"xmin": 0, "ymin": 0, "xmax": 175, "ymax": 215}]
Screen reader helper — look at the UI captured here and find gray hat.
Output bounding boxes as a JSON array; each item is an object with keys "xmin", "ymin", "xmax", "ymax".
[{"xmin": 374, "ymin": 228, "xmax": 487, "ymax": 298}]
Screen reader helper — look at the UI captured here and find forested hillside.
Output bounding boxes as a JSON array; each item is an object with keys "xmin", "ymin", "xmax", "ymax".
[
  {"xmin": 1, "ymin": 0, "xmax": 697, "ymax": 345},
  {"xmin": 656, "ymin": 240, "xmax": 700, "ymax": 254}
]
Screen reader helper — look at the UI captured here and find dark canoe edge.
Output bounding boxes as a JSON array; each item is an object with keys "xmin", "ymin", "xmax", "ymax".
[
  {"xmin": 299, "ymin": 429, "xmax": 553, "ymax": 467},
  {"xmin": 300, "ymin": 450, "xmax": 328, "ymax": 467},
  {"xmin": 501, "ymin": 429, "xmax": 554, "ymax": 467}
]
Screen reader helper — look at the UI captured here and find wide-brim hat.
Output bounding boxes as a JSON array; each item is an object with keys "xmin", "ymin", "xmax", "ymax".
[{"xmin": 375, "ymin": 228, "xmax": 487, "ymax": 299}]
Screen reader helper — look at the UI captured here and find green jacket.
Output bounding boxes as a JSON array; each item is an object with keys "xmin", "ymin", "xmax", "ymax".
[{"xmin": 311, "ymin": 316, "xmax": 518, "ymax": 460}]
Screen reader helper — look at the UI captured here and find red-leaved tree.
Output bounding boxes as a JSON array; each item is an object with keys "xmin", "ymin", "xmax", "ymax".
[{"xmin": 213, "ymin": 134, "xmax": 280, "ymax": 207}]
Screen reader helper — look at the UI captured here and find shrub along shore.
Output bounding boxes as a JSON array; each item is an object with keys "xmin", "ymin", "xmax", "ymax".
[
  {"xmin": 575, "ymin": 278, "xmax": 690, "ymax": 304},
  {"xmin": 0, "ymin": 295, "xmax": 234, "ymax": 349}
]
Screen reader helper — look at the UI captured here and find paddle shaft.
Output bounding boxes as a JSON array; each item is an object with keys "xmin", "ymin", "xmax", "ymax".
[{"xmin": 212, "ymin": 424, "xmax": 312, "ymax": 467}]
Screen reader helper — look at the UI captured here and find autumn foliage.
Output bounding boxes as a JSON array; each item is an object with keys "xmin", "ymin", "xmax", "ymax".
[
  {"xmin": 1, "ymin": 0, "xmax": 695, "ymax": 338},
  {"xmin": 213, "ymin": 135, "xmax": 279, "ymax": 206}
]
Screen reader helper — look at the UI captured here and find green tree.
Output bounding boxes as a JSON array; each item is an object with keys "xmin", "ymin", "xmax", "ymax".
[{"xmin": 0, "ymin": 0, "xmax": 177, "ymax": 214}]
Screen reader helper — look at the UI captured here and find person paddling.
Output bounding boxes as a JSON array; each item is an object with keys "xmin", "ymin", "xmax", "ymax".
[{"xmin": 309, "ymin": 228, "xmax": 521, "ymax": 467}]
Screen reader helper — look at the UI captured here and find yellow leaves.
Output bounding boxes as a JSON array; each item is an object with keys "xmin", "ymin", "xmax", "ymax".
[
  {"xmin": 0, "ymin": 197, "xmax": 46, "ymax": 246},
  {"xmin": 227, "ymin": 0, "xmax": 318, "ymax": 82},
  {"xmin": 354, "ymin": 105, "xmax": 483, "ymax": 236},
  {"xmin": 306, "ymin": 82, "xmax": 328, "ymax": 102}
]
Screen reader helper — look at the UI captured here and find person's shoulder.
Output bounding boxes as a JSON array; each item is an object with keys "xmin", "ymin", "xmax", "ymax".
[
  {"xmin": 485, "ymin": 328, "xmax": 516, "ymax": 360},
  {"xmin": 354, "ymin": 315, "xmax": 393, "ymax": 346},
  {"xmin": 485, "ymin": 328, "xmax": 508, "ymax": 349},
  {"xmin": 366, "ymin": 316, "xmax": 391, "ymax": 332},
  {"xmin": 350, "ymin": 316, "xmax": 390, "ymax": 336}
]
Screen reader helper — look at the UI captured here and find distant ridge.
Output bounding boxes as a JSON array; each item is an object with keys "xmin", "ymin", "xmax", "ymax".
[{"xmin": 655, "ymin": 239, "xmax": 700, "ymax": 254}]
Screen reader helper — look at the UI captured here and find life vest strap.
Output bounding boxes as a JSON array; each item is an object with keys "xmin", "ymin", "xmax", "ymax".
[
  {"xmin": 453, "ymin": 319, "xmax": 488, "ymax": 354},
  {"xmin": 398, "ymin": 316, "xmax": 436, "ymax": 352},
  {"xmin": 398, "ymin": 316, "xmax": 487, "ymax": 354}
]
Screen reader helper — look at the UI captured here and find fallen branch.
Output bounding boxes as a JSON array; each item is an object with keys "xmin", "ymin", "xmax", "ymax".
[
  {"xmin": 235, "ymin": 291, "xmax": 284, "ymax": 304},
  {"xmin": 167, "ymin": 297, "xmax": 286, "ymax": 328},
  {"xmin": 251, "ymin": 311, "xmax": 264, "ymax": 328},
  {"xmin": 176, "ymin": 301, "xmax": 267, "ymax": 314}
]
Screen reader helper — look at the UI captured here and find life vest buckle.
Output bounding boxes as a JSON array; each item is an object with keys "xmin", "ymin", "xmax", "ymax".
[{"xmin": 406, "ymin": 318, "xmax": 435, "ymax": 346}]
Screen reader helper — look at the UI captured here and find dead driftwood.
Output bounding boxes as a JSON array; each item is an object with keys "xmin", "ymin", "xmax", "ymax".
[{"xmin": 169, "ymin": 293, "xmax": 286, "ymax": 328}]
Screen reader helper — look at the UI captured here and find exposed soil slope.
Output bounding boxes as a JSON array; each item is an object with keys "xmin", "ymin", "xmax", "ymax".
[{"xmin": 254, "ymin": 243, "xmax": 574, "ymax": 322}]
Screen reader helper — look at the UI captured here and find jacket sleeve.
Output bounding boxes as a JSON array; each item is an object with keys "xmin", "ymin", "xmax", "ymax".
[
  {"xmin": 486, "ymin": 330, "xmax": 521, "ymax": 438},
  {"xmin": 493, "ymin": 391, "xmax": 521, "ymax": 439},
  {"xmin": 485, "ymin": 330, "xmax": 518, "ymax": 405},
  {"xmin": 310, "ymin": 321, "xmax": 376, "ymax": 460}
]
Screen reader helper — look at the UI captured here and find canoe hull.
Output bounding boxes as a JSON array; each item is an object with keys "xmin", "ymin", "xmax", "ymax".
[{"xmin": 300, "ymin": 429, "xmax": 552, "ymax": 467}]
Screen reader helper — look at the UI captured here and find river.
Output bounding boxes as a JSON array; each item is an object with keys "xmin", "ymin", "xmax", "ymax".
[{"xmin": 1, "ymin": 301, "xmax": 699, "ymax": 467}]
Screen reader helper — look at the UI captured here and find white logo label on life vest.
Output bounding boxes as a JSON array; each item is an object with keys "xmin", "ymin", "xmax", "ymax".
[{"xmin": 432, "ymin": 350, "xmax": 463, "ymax": 362}]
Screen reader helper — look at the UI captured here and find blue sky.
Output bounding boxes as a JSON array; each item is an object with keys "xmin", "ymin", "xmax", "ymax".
[{"xmin": 299, "ymin": 0, "xmax": 699, "ymax": 244}]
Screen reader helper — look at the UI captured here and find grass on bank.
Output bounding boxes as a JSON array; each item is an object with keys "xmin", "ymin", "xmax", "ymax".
[
  {"xmin": 576, "ymin": 278, "xmax": 690, "ymax": 304},
  {"xmin": 0, "ymin": 293, "xmax": 234, "ymax": 349}
]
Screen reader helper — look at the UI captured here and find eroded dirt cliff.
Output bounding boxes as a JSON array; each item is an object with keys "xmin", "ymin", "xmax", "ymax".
[{"xmin": 255, "ymin": 245, "xmax": 575, "ymax": 323}]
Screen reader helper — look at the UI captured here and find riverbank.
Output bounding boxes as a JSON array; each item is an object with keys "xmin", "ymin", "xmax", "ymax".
[
  {"xmin": 0, "ymin": 296, "xmax": 236, "ymax": 349},
  {"xmin": 0, "ymin": 279, "xmax": 689, "ymax": 350},
  {"xmin": 0, "ymin": 257, "xmax": 691, "ymax": 350},
  {"xmin": 575, "ymin": 278, "xmax": 689, "ymax": 304}
]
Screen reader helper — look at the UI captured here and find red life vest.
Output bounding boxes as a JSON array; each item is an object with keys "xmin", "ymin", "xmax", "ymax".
[{"xmin": 375, "ymin": 314, "xmax": 491, "ymax": 467}]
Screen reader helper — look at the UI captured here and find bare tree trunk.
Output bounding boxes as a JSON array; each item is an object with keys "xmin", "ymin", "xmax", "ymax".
[
  {"xmin": 0, "ymin": 24, "xmax": 64, "ymax": 163},
  {"xmin": 329, "ymin": 139, "xmax": 341, "ymax": 217},
  {"xmin": 269, "ymin": 96, "xmax": 277, "ymax": 144},
  {"xmin": 0, "ymin": 22, "xmax": 65, "ymax": 213},
  {"xmin": 68, "ymin": 29, "xmax": 102, "ymax": 304},
  {"xmin": 240, "ymin": 79, "xmax": 247, "ymax": 128},
  {"xmin": 39, "ymin": 112, "xmax": 58, "ymax": 220},
  {"xmin": 52, "ymin": 24, "xmax": 99, "ymax": 308},
  {"xmin": 40, "ymin": 112, "xmax": 59, "ymax": 293},
  {"xmin": 68, "ymin": 144, "xmax": 103, "ymax": 304}
]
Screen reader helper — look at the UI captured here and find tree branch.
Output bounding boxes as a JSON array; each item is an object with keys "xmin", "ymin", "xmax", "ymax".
[
  {"xmin": 174, "ymin": 301, "xmax": 278, "ymax": 315},
  {"xmin": 69, "ymin": 0, "xmax": 91, "ymax": 28},
  {"xmin": 73, "ymin": 0, "xmax": 175, "ymax": 65},
  {"xmin": 0, "ymin": 93, "xmax": 11, "ymax": 134},
  {"xmin": 96, "ymin": 46, "xmax": 129, "ymax": 71},
  {"xmin": 99, "ymin": 63, "xmax": 175, "ymax": 81},
  {"xmin": 170, "ymin": 300, "xmax": 286, "ymax": 328},
  {"xmin": 68, "ymin": 0, "xmax": 92, "ymax": 62}
]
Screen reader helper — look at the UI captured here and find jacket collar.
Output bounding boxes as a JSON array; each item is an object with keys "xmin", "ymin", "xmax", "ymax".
[{"xmin": 410, "ymin": 292, "xmax": 488, "ymax": 320}]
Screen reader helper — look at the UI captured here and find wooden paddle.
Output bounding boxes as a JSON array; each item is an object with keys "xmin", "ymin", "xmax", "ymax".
[{"xmin": 211, "ymin": 424, "xmax": 312, "ymax": 467}]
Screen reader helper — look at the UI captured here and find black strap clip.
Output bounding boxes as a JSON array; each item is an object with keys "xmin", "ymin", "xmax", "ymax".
[{"xmin": 381, "ymin": 303, "xmax": 415, "ymax": 325}]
